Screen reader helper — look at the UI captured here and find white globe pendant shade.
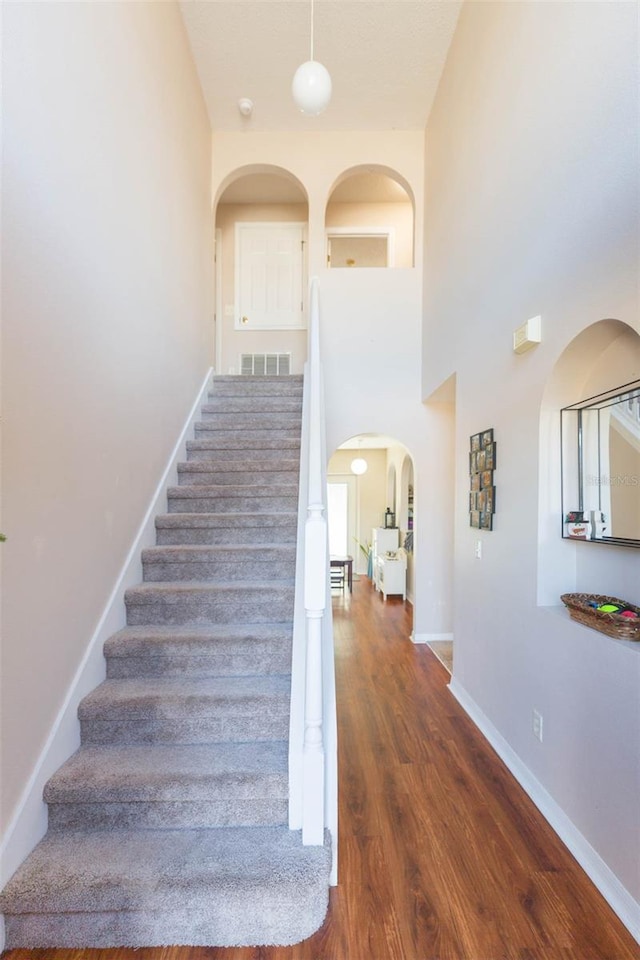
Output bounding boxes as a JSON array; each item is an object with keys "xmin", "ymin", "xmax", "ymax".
[
  {"xmin": 292, "ymin": 60, "xmax": 332, "ymax": 116},
  {"xmin": 350, "ymin": 457, "xmax": 368, "ymax": 476}
]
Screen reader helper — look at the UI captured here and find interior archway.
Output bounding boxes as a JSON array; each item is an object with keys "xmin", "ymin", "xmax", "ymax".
[
  {"xmin": 214, "ymin": 164, "xmax": 309, "ymax": 209},
  {"xmin": 213, "ymin": 166, "xmax": 309, "ymax": 376},
  {"xmin": 324, "ymin": 166, "xmax": 415, "ymax": 268},
  {"xmin": 327, "ymin": 433, "xmax": 415, "ymax": 602}
]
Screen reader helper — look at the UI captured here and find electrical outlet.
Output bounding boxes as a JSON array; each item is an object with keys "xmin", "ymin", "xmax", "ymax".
[
  {"xmin": 532, "ymin": 709, "xmax": 544, "ymax": 742},
  {"xmin": 475, "ymin": 540, "xmax": 482, "ymax": 559}
]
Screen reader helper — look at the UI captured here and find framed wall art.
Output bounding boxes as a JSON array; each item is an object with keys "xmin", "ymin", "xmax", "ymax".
[{"xmin": 469, "ymin": 429, "xmax": 496, "ymax": 530}]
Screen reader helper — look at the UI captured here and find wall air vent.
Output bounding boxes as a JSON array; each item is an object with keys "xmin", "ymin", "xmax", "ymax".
[{"xmin": 240, "ymin": 353, "xmax": 291, "ymax": 376}]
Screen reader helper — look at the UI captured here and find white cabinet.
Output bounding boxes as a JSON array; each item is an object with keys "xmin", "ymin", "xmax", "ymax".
[
  {"xmin": 377, "ymin": 554, "xmax": 407, "ymax": 601},
  {"xmin": 372, "ymin": 527, "xmax": 406, "ymax": 600}
]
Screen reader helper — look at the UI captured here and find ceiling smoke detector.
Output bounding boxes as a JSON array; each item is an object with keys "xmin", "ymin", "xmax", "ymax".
[{"xmin": 238, "ymin": 98, "xmax": 254, "ymax": 118}]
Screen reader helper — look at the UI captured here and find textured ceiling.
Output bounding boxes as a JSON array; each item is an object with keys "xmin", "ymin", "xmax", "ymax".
[{"xmin": 179, "ymin": 1, "xmax": 462, "ymax": 132}]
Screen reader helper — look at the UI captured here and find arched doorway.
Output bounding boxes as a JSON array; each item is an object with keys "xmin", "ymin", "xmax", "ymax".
[
  {"xmin": 326, "ymin": 433, "xmax": 415, "ymax": 605},
  {"xmin": 213, "ymin": 166, "xmax": 309, "ymax": 375}
]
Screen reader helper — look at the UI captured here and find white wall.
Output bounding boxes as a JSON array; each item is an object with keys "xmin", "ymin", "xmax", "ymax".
[
  {"xmin": 423, "ymin": 0, "xmax": 639, "ymax": 928},
  {"xmin": 1, "ymin": 0, "xmax": 212, "ymax": 838}
]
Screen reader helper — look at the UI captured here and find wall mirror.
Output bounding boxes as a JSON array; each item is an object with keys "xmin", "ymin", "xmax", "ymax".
[{"xmin": 561, "ymin": 379, "xmax": 640, "ymax": 547}]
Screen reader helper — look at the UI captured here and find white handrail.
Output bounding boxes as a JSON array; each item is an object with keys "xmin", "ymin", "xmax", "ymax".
[{"xmin": 289, "ymin": 278, "xmax": 338, "ymax": 877}]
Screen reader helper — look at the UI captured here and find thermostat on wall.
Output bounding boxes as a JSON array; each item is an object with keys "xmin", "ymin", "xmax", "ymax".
[{"xmin": 513, "ymin": 315, "xmax": 542, "ymax": 354}]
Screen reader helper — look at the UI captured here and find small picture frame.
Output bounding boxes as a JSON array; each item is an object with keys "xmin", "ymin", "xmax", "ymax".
[
  {"xmin": 470, "ymin": 511, "xmax": 481, "ymax": 529},
  {"xmin": 480, "ymin": 469, "xmax": 493, "ymax": 489},
  {"xmin": 481, "ymin": 429, "xmax": 494, "ymax": 448},
  {"xmin": 471, "ymin": 433, "xmax": 481, "ymax": 452},
  {"xmin": 480, "ymin": 511, "xmax": 493, "ymax": 531},
  {"xmin": 484, "ymin": 443, "xmax": 496, "ymax": 470},
  {"xmin": 484, "ymin": 486, "xmax": 495, "ymax": 514}
]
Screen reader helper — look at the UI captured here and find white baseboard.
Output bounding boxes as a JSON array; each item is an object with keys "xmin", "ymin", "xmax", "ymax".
[
  {"xmin": 412, "ymin": 632, "xmax": 454, "ymax": 644},
  {"xmin": 448, "ymin": 678, "xmax": 640, "ymax": 945},
  {"xmin": 0, "ymin": 368, "xmax": 213, "ymax": 921}
]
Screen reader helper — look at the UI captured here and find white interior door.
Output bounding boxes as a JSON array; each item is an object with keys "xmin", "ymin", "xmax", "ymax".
[{"xmin": 236, "ymin": 223, "xmax": 305, "ymax": 329}]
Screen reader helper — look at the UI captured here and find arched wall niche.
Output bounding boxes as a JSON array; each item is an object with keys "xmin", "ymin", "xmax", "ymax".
[
  {"xmin": 537, "ymin": 318, "xmax": 640, "ymax": 606},
  {"xmin": 324, "ymin": 165, "xmax": 415, "ymax": 268}
]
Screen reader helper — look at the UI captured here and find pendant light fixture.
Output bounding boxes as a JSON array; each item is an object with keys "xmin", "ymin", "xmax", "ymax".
[
  {"xmin": 350, "ymin": 457, "xmax": 368, "ymax": 475},
  {"xmin": 350, "ymin": 439, "xmax": 368, "ymax": 476},
  {"xmin": 292, "ymin": 0, "xmax": 332, "ymax": 116}
]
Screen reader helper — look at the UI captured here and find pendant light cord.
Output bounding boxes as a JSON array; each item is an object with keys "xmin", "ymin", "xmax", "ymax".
[{"xmin": 310, "ymin": 0, "xmax": 315, "ymax": 61}]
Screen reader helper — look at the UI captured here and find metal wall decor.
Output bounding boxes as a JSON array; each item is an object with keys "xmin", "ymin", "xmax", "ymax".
[{"xmin": 469, "ymin": 429, "xmax": 496, "ymax": 530}]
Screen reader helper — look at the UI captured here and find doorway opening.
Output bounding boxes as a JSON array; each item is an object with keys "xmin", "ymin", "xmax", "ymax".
[
  {"xmin": 213, "ymin": 166, "xmax": 309, "ymax": 375},
  {"xmin": 327, "ymin": 433, "xmax": 415, "ymax": 607}
]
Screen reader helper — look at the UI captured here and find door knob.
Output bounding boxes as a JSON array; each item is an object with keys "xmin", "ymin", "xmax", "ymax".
[{"xmin": 241, "ymin": 316, "xmax": 249, "ymax": 325}]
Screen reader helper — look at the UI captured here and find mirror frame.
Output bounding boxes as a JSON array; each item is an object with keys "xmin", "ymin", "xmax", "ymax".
[{"xmin": 561, "ymin": 379, "xmax": 640, "ymax": 549}]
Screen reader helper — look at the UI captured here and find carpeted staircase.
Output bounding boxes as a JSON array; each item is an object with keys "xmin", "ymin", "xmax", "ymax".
[{"xmin": 1, "ymin": 374, "xmax": 331, "ymax": 948}]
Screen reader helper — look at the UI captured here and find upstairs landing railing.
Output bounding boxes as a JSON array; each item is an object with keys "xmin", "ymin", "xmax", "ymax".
[{"xmin": 289, "ymin": 278, "xmax": 338, "ymax": 883}]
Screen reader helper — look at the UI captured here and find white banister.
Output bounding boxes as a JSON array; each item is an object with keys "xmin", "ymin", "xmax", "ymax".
[{"xmin": 289, "ymin": 277, "xmax": 338, "ymax": 877}]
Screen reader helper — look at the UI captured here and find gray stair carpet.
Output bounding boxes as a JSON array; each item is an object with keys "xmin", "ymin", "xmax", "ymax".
[{"xmin": 0, "ymin": 374, "xmax": 331, "ymax": 949}]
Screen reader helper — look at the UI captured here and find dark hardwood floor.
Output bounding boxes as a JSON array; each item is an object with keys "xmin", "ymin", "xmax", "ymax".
[{"xmin": 3, "ymin": 579, "xmax": 638, "ymax": 960}]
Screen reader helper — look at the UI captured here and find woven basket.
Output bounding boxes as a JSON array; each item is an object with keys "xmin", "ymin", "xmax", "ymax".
[{"xmin": 561, "ymin": 593, "xmax": 640, "ymax": 641}]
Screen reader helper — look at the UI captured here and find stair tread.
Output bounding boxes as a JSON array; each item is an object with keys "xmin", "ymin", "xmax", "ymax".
[
  {"xmin": 126, "ymin": 580, "xmax": 295, "ymax": 596},
  {"xmin": 178, "ymin": 462, "xmax": 300, "ymax": 473},
  {"xmin": 194, "ymin": 423, "xmax": 301, "ymax": 433},
  {"xmin": 104, "ymin": 624, "xmax": 292, "ymax": 677},
  {"xmin": 107, "ymin": 622, "xmax": 292, "ymax": 650},
  {"xmin": 200, "ymin": 416, "xmax": 302, "ymax": 424},
  {"xmin": 79, "ymin": 674, "xmax": 290, "ymax": 719},
  {"xmin": 45, "ymin": 742, "xmax": 288, "ymax": 802},
  {"xmin": 142, "ymin": 545, "xmax": 296, "ymax": 560},
  {"xmin": 168, "ymin": 484, "xmax": 298, "ymax": 494},
  {"xmin": 155, "ymin": 513, "xmax": 297, "ymax": 531},
  {"xmin": 201, "ymin": 401, "xmax": 302, "ymax": 411},
  {"xmin": 0, "ymin": 825, "xmax": 329, "ymax": 915},
  {"xmin": 187, "ymin": 437, "xmax": 301, "ymax": 447},
  {"xmin": 178, "ymin": 460, "xmax": 299, "ymax": 472}
]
